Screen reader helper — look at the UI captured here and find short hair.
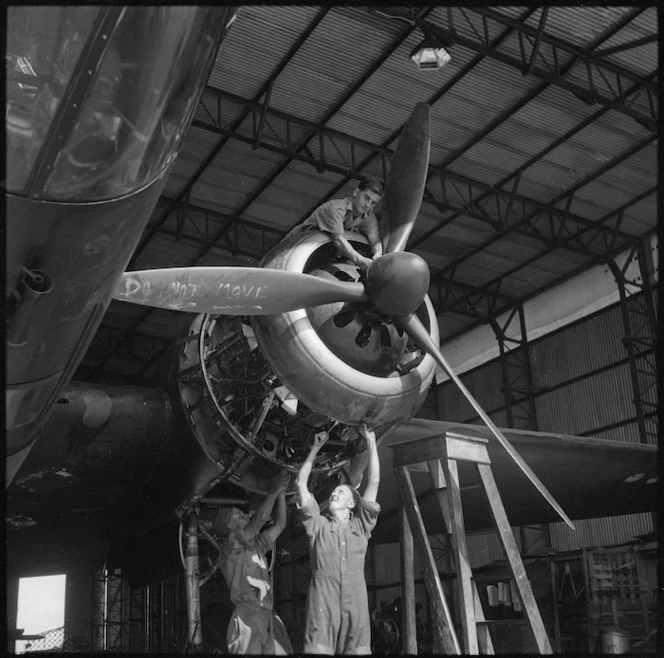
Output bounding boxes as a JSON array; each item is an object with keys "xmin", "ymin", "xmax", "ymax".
[
  {"xmin": 357, "ymin": 177, "xmax": 384, "ymax": 197},
  {"xmin": 212, "ymin": 506, "xmax": 236, "ymax": 538},
  {"xmin": 348, "ymin": 486, "xmax": 362, "ymax": 510}
]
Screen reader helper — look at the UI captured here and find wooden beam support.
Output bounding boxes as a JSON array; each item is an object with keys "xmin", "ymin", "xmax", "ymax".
[
  {"xmin": 393, "ymin": 432, "xmax": 490, "ymax": 468},
  {"xmin": 396, "ymin": 465, "xmax": 461, "ymax": 654},
  {"xmin": 400, "ymin": 503, "xmax": 418, "ymax": 654},
  {"xmin": 474, "ymin": 586, "xmax": 495, "ymax": 654},
  {"xmin": 429, "ymin": 461, "xmax": 495, "ymax": 653},
  {"xmin": 439, "ymin": 457, "xmax": 478, "ymax": 654},
  {"xmin": 391, "ymin": 431, "xmax": 553, "ymax": 655},
  {"xmin": 477, "ymin": 462, "xmax": 553, "ymax": 653}
]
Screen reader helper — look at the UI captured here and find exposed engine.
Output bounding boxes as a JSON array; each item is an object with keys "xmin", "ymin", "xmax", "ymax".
[
  {"xmin": 176, "ymin": 232, "xmax": 439, "ymax": 500},
  {"xmin": 178, "ymin": 312, "xmax": 362, "ymax": 496}
]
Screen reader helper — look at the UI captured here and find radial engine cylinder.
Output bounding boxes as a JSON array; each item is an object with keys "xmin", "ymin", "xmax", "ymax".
[
  {"xmin": 176, "ymin": 313, "xmax": 362, "ymax": 500},
  {"xmin": 175, "ymin": 230, "xmax": 439, "ymax": 503}
]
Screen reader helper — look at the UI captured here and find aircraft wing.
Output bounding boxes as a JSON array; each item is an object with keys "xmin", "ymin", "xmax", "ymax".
[{"xmin": 371, "ymin": 418, "xmax": 657, "ymax": 543}]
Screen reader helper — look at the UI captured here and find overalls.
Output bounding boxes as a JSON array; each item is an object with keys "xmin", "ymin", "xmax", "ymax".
[
  {"xmin": 298, "ymin": 496, "xmax": 380, "ymax": 654},
  {"xmin": 219, "ymin": 529, "xmax": 292, "ymax": 654}
]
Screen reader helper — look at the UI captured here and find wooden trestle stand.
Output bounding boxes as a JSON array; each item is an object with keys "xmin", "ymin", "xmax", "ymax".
[{"xmin": 390, "ymin": 431, "xmax": 553, "ymax": 654}]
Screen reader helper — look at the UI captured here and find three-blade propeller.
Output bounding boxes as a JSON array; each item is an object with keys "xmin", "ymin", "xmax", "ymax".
[{"xmin": 113, "ymin": 103, "xmax": 573, "ymax": 528}]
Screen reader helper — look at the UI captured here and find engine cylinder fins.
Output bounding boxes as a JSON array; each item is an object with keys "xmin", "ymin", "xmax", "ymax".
[
  {"xmin": 252, "ymin": 230, "xmax": 438, "ymax": 428},
  {"xmin": 305, "ymin": 262, "xmax": 410, "ymax": 377},
  {"xmin": 176, "ymin": 313, "xmax": 359, "ymax": 495}
]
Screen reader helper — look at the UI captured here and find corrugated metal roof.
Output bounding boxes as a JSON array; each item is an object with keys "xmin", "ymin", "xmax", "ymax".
[
  {"xmin": 209, "ymin": 6, "xmax": 324, "ymax": 101},
  {"xmin": 76, "ymin": 4, "xmax": 657, "ymax": 392},
  {"xmin": 524, "ymin": 5, "xmax": 636, "ymax": 49},
  {"xmin": 619, "ymin": 192, "xmax": 658, "ymax": 235},
  {"xmin": 600, "ymin": 7, "xmax": 658, "ymax": 76}
]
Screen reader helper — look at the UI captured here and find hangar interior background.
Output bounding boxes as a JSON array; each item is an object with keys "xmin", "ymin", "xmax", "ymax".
[{"xmin": 6, "ymin": 5, "xmax": 658, "ymax": 655}]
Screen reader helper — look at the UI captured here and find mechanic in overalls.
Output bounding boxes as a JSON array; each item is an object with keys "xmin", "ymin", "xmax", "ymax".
[
  {"xmin": 215, "ymin": 470, "xmax": 292, "ymax": 654},
  {"xmin": 295, "ymin": 424, "xmax": 380, "ymax": 654}
]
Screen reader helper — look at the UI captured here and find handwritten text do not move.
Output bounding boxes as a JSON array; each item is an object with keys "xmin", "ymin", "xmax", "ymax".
[{"xmin": 122, "ymin": 277, "xmax": 268, "ymax": 300}]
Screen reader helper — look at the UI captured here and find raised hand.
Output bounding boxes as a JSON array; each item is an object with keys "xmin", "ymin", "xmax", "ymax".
[
  {"xmin": 297, "ymin": 430, "xmax": 330, "ymax": 504},
  {"xmin": 358, "ymin": 423, "xmax": 376, "ymax": 443},
  {"xmin": 313, "ymin": 430, "xmax": 329, "ymax": 450},
  {"xmin": 356, "ymin": 255, "xmax": 374, "ymax": 271}
]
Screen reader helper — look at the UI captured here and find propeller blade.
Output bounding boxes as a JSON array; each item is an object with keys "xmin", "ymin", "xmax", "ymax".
[
  {"xmin": 113, "ymin": 267, "xmax": 367, "ymax": 315},
  {"xmin": 395, "ymin": 313, "xmax": 575, "ymax": 530},
  {"xmin": 383, "ymin": 102, "xmax": 431, "ymax": 254}
]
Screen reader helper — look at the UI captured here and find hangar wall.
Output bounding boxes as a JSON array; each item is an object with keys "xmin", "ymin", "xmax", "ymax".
[
  {"xmin": 428, "ymin": 290, "xmax": 656, "ymax": 563},
  {"xmin": 435, "ymin": 233, "xmax": 658, "ymax": 386},
  {"xmin": 434, "ymin": 293, "xmax": 657, "ymax": 444},
  {"xmin": 437, "ymin": 299, "xmax": 657, "ymax": 445}
]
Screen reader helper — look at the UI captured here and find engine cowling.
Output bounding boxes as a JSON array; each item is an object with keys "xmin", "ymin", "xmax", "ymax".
[
  {"xmin": 175, "ymin": 230, "xmax": 438, "ymax": 501},
  {"xmin": 253, "ymin": 230, "xmax": 438, "ymax": 427}
]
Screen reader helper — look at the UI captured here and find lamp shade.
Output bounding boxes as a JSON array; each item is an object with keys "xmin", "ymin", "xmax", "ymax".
[{"xmin": 410, "ymin": 38, "xmax": 451, "ymax": 70}]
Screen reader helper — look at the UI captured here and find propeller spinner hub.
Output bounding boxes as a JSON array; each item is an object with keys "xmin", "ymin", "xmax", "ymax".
[
  {"xmin": 306, "ymin": 263, "xmax": 408, "ymax": 377},
  {"xmin": 366, "ymin": 252, "xmax": 430, "ymax": 316}
]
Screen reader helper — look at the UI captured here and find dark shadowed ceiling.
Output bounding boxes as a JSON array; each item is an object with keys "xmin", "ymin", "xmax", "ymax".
[{"xmin": 74, "ymin": 5, "xmax": 658, "ymax": 386}]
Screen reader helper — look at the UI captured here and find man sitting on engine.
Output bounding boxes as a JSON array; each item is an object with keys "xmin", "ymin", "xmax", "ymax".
[{"xmin": 288, "ymin": 177, "xmax": 384, "ymax": 270}]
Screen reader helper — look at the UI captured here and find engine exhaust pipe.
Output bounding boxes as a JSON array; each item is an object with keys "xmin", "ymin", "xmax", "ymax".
[{"xmin": 7, "ymin": 267, "xmax": 54, "ymax": 346}]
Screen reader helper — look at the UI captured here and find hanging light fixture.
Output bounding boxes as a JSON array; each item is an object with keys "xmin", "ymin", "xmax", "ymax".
[
  {"xmin": 409, "ymin": 21, "xmax": 454, "ymax": 72},
  {"xmin": 410, "ymin": 34, "xmax": 451, "ymax": 71},
  {"xmin": 371, "ymin": 9, "xmax": 453, "ymax": 72}
]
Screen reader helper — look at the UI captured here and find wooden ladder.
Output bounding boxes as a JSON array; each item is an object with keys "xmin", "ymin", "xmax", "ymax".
[{"xmin": 390, "ymin": 431, "xmax": 553, "ymax": 654}]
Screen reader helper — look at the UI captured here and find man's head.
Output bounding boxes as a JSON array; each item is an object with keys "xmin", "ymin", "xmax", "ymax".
[
  {"xmin": 351, "ymin": 177, "xmax": 384, "ymax": 217},
  {"xmin": 213, "ymin": 506, "xmax": 253, "ymax": 538},
  {"xmin": 328, "ymin": 484, "xmax": 361, "ymax": 516}
]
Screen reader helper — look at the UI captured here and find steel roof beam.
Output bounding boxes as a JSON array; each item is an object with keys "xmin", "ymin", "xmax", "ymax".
[
  {"xmin": 470, "ymin": 6, "xmax": 654, "ymax": 89},
  {"xmin": 148, "ymin": 199, "xmax": 284, "ymax": 262},
  {"xmin": 426, "ymin": 133, "xmax": 656, "ymax": 278},
  {"xmin": 421, "ymin": 171, "xmax": 651, "ymax": 259},
  {"xmin": 194, "ymin": 87, "xmax": 642, "ymax": 255},
  {"xmin": 295, "ymin": 7, "xmax": 539, "ymax": 223},
  {"xmin": 208, "ymin": 8, "xmax": 434, "ymax": 249},
  {"xmin": 76, "ymin": 325, "xmax": 172, "ymax": 381},
  {"xmin": 413, "ymin": 6, "xmax": 656, "ymax": 131},
  {"xmin": 91, "ymin": 8, "xmax": 435, "ymax": 381},
  {"xmin": 432, "ymin": 273, "xmax": 516, "ymax": 320},
  {"xmin": 433, "ymin": 186, "xmax": 655, "ymax": 321},
  {"xmin": 596, "ymin": 35, "xmax": 658, "ymax": 58},
  {"xmin": 438, "ymin": 255, "xmax": 622, "ymax": 345}
]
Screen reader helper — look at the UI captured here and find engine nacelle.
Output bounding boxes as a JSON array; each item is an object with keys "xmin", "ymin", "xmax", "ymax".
[
  {"xmin": 252, "ymin": 230, "xmax": 438, "ymax": 427},
  {"xmin": 175, "ymin": 230, "xmax": 438, "ymax": 502}
]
